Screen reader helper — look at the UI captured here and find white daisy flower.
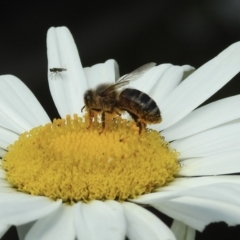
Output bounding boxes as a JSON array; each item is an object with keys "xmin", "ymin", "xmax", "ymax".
[{"xmin": 0, "ymin": 26, "xmax": 240, "ymax": 240}]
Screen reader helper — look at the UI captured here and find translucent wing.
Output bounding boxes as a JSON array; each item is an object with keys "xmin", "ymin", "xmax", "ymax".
[
  {"xmin": 100, "ymin": 62, "xmax": 156, "ymax": 96},
  {"xmin": 117, "ymin": 62, "xmax": 156, "ymax": 83}
]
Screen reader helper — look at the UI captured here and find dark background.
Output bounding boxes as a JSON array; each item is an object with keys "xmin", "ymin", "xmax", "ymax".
[{"xmin": 1, "ymin": 0, "xmax": 240, "ymax": 239}]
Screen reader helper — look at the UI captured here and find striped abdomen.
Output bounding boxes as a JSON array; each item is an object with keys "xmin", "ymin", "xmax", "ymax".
[{"xmin": 118, "ymin": 88, "xmax": 162, "ymax": 124}]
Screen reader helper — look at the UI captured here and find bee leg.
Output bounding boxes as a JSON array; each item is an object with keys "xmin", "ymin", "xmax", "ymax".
[
  {"xmin": 116, "ymin": 110, "xmax": 121, "ymax": 116},
  {"xmin": 99, "ymin": 111, "xmax": 105, "ymax": 134},
  {"xmin": 138, "ymin": 121, "xmax": 148, "ymax": 134},
  {"xmin": 137, "ymin": 122, "xmax": 143, "ymax": 134},
  {"xmin": 109, "ymin": 110, "xmax": 121, "ymax": 122},
  {"xmin": 127, "ymin": 111, "xmax": 142, "ymax": 134},
  {"xmin": 86, "ymin": 109, "xmax": 94, "ymax": 129},
  {"xmin": 137, "ymin": 122, "xmax": 147, "ymax": 134}
]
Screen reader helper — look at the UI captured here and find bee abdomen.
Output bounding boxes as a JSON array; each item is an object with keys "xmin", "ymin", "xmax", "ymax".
[{"xmin": 119, "ymin": 88, "xmax": 161, "ymax": 123}]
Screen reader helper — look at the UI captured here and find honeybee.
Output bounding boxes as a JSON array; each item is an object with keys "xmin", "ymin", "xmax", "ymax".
[
  {"xmin": 49, "ymin": 68, "xmax": 67, "ymax": 79},
  {"xmin": 81, "ymin": 63, "xmax": 162, "ymax": 134}
]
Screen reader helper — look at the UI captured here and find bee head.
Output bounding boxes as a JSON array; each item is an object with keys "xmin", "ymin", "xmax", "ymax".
[{"xmin": 83, "ymin": 89, "xmax": 93, "ymax": 108}]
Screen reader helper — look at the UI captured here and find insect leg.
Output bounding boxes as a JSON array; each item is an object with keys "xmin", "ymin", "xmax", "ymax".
[
  {"xmin": 142, "ymin": 122, "xmax": 147, "ymax": 130},
  {"xmin": 137, "ymin": 122, "xmax": 143, "ymax": 134},
  {"xmin": 86, "ymin": 109, "xmax": 94, "ymax": 129},
  {"xmin": 115, "ymin": 110, "xmax": 121, "ymax": 116},
  {"xmin": 126, "ymin": 111, "xmax": 147, "ymax": 134},
  {"xmin": 99, "ymin": 111, "xmax": 105, "ymax": 134},
  {"xmin": 126, "ymin": 111, "xmax": 141, "ymax": 134}
]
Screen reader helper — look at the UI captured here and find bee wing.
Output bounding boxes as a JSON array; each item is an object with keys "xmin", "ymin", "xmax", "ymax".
[
  {"xmin": 116, "ymin": 62, "xmax": 156, "ymax": 83},
  {"xmin": 100, "ymin": 62, "xmax": 156, "ymax": 96},
  {"xmin": 99, "ymin": 81, "xmax": 129, "ymax": 97}
]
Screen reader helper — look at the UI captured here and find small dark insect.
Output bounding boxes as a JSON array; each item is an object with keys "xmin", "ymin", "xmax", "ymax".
[
  {"xmin": 81, "ymin": 63, "xmax": 162, "ymax": 134},
  {"xmin": 49, "ymin": 68, "xmax": 67, "ymax": 79}
]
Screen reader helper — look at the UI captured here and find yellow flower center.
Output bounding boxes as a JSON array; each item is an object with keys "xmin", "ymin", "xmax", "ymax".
[{"xmin": 2, "ymin": 114, "xmax": 179, "ymax": 203}]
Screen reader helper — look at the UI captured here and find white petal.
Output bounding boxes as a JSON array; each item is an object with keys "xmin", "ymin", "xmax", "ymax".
[
  {"xmin": 47, "ymin": 26, "xmax": 88, "ymax": 118},
  {"xmin": 17, "ymin": 222, "xmax": 35, "ymax": 240},
  {"xmin": 179, "ymin": 150, "xmax": 240, "ymax": 176},
  {"xmin": 179, "ymin": 182, "xmax": 240, "ymax": 206},
  {"xmin": 0, "ymin": 127, "xmax": 19, "ymax": 149},
  {"xmin": 0, "ymin": 169, "xmax": 6, "ymax": 179},
  {"xmin": 73, "ymin": 200, "xmax": 126, "ymax": 240},
  {"xmin": 0, "ymin": 192, "xmax": 62, "ymax": 225},
  {"xmin": 171, "ymin": 122, "xmax": 240, "ymax": 159},
  {"xmin": 152, "ymin": 65, "xmax": 193, "ymax": 105},
  {"xmin": 154, "ymin": 201, "xmax": 205, "ymax": 232},
  {"xmin": 84, "ymin": 59, "xmax": 119, "ymax": 89},
  {"xmin": 160, "ymin": 176, "xmax": 240, "ymax": 190},
  {"xmin": 0, "ymin": 110, "xmax": 25, "ymax": 134},
  {"xmin": 181, "ymin": 65, "xmax": 195, "ymax": 81},
  {"xmin": 0, "ymin": 148, "xmax": 7, "ymax": 157},
  {"xmin": 25, "ymin": 204, "xmax": 75, "ymax": 240},
  {"xmin": 133, "ymin": 176, "xmax": 240, "ymax": 204},
  {"xmin": 130, "ymin": 64, "xmax": 172, "ymax": 95},
  {"xmin": 153, "ymin": 182, "xmax": 240, "ymax": 231},
  {"xmin": 0, "ymin": 75, "xmax": 50, "ymax": 133},
  {"xmin": 154, "ymin": 194, "xmax": 240, "ymax": 232},
  {"xmin": 0, "ymin": 187, "xmax": 17, "ymax": 193},
  {"xmin": 123, "ymin": 202, "xmax": 176, "ymax": 240},
  {"xmin": 129, "ymin": 64, "xmax": 187, "ymax": 104},
  {"xmin": 0, "ymin": 140, "xmax": 8, "ymax": 150},
  {"xmin": 131, "ymin": 188, "xmax": 190, "ymax": 205},
  {"xmin": 163, "ymin": 95, "xmax": 240, "ymax": 141},
  {"xmin": 0, "ymin": 179, "xmax": 11, "ymax": 187},
  {"xmin": 216, "ymin": 118, "xmax": 240, "ymax": 127},
  {"xmin": 0, "ymin": 222, "xmax": 10, "ymax": 239},
  {"xmin": 158, "ymin": 42, "xmax": 240, "ymax": 131},
  {"xmin": 171, "ymin": 220, "xmax": 196, "ymax": 240},
  {"xmin": 72, "ymin": 203, "xmax": 89, "ymax": 240}
]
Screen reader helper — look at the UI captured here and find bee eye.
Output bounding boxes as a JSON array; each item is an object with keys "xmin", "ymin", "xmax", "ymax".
[
  {"xmin": 84, "ymin": 91, "xmax": 93, "ymax": 107},
  {"xmin": 86, "ymin": 95, "xmax": 92, "ymax": 105}
]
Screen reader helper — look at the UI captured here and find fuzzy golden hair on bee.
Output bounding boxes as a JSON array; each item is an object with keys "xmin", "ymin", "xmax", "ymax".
[{"xmin": 81, "ymin": 63, "xmax": 162, "ymax": 134}]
